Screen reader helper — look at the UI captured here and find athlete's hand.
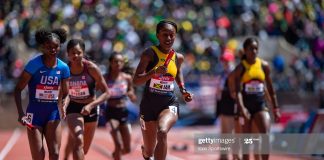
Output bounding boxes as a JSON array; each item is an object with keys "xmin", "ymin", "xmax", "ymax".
[
  {"xmin": 181, "ymin": 89, "xmax": 193, "ymax": 102},
  {"xmin": 155, "ymin": 66, "xmax": 167, "ymax": 76},
  {"xmin": 241, "ymin": 108, "xmax": 251, "ymax": 121},
  {"xmin": 273, "ymin": 108, "xmax": 281, "ymax": 123},
  {"xmin": 60, "ymin": 109, "xmax": 66, "ymax": 120},
  {"xmin": 58, "ymin": 103, "xmax": 66, "ymax": 120},
  {"xmin": 18, "ymin": 113, "xmax": 25, "ymax": 126},
  {"xmin": 81, "ymin": 104, "xmax": 92, "ymax": 116}
]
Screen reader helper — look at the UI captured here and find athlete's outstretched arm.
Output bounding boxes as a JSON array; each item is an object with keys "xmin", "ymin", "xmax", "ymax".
[
  {"xmin": 228, "ymin": 64, "xmax": 250, "ymax": 120},
  {"xmin": 126, "ymin": 73, "xmax": 137, "ymax": 103},
  {"xmin": 175, "ymin": 53, "xmax": 192, "ymax": 102},
  {"xmin": 14, "ymin": 71, "xmax": 32, "ymax": 124},
  {"xmin": 81, "ymin": 62, "xmax": 110, "ymax": 115},
  {"xmin": 175, "ymin": 53, "xmax": 185, "ymax": 88},
  {"xmin": 58, "ymin": 78, "xmax": 69, "ymax": 119},
  {"xmin": 262, "ymin": 61, "xmax": 280, "ymax": 122}
]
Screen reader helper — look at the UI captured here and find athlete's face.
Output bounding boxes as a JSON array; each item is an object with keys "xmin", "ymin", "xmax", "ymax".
[
  {"xmin": 42, "ymin": 38, "xmax": 60, "ymax": 57},
  {"xmin": 157, "ymin": 24, "xmax": 176, "ymax": 52},
  {"xmin": 244, "ymin": 41, "xmax": 258, "ymax": 61},
  {"xmin": 68, "ymin": 44, "xmax": 84, "ymax": 64},
  {"xmin": 110, "ymin": 54, "xmax": 124, "ymax": 71}
]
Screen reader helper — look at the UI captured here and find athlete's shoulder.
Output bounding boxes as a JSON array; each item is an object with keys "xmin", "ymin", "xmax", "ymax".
[
  {"xmin": 142, "ymin": 46, "xmax": 154, "ymax": 55},
  {"xmin": 260, "ymin": 58, "xmax": 269, "ymax": 66},
  {"xmin": 84, "ymin": 59, "xmax": 98, "ymax": 69},
  {"xmin": 27, "ymin": 54, "xmax": 42, "ymax": 65},
  {"xmin": 121, "ymin": 72, "xmax": 132, "ymax": 80},
  {"xmin": 175, "ymin": 52, "xmax": 184, "ymax": 60},
  {"xmin": 57, "ymin": 58, "xmax": 69, "ymax": 69},
  {"xmin": 140, "ymin": 47, "xmax": 155, "ymax": 61},
  {"xmin": 24, "ymin": 54, "xmax": 43, "ymax": 74}
]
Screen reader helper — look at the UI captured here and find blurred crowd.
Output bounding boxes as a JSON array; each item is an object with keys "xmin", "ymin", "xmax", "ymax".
[{"xmin": 1, "ymin": 0, "xmax": 324, "ymax": 97}]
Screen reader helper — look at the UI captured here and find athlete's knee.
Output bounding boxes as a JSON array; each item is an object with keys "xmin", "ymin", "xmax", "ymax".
[
  {"xmin": 32, "ymin": 150, "xmax": 45, "ymax": 160},
  {"xmin": 157, "ymin": 129, "xmax": 168, "ymax": 142},
  {"xmin": 142, "ymin": 145, "xmax": 154, "ymax": 157},
  {"xmin": 48, "ymin": 151, "xmax": 59, "ymax": 160},
  {"xmin": 73, "ymin": 136, "xmax": 84, "ymax": 150},
  {"xmin": 48, "ymin": 144, "xmax": 60, "ymax": 160},
  {"xmin": 123, "ymin": 142, "xmax": 131, "ymax": 154},
  {"xmin": 84, "ymin": 147, "xmax": 90, "ymax": 155},
  {"xmin": 122, "ymin": 147, "xmax": 131, "ymax": 154}
]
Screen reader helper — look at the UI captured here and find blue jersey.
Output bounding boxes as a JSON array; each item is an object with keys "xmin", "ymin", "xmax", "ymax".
[{"xmin": 25, "ymin": 55, "xmax": 70, "ymax": 106}]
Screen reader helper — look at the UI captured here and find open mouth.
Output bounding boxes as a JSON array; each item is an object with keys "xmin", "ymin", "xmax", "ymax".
[
  {"xmin": 50, "ymin": 51, "xmax": 57, "ymax": 55},
  {"xmin": 164, "ymin": 41, "xmax": 173, "ymax": 47},
  {"xmin": 165, "ymin": 41, "xmax": 172, "ymax": 45}
]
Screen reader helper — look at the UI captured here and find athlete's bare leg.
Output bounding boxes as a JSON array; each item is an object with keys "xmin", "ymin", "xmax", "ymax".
[
  {"xmin": 27, "ymin": 126, "xmax": 45, "ymax": 160},
  {"xmin": 154, "ymin": 108, "xmax": 178, "ymax": 160},
  {"xmin": 44, "ymin": 120, "xmax": 62, "ymax": 160},
  {"xmin": 141, "ymin": 121, "xmax": 157, "ymax": 158},
  {"xmin": 109, "ymin": 119, "xmax": 122, "ymax": 160},
  {"xmin": 242, "ymin": 117, "xmax": 252, "ymax": 160},
  {"xmin": 252, "ymin": 111, "xmax": 270, "ymax": 160},
  {"xmin": 63, "ymin": 131, "xmax": 73, "ymax": 160},
  {"xmin": 119, "ymin": 123, "xmax": 132, "ymax": 154},
  {"xmin": 83, "ymin": 121, "xmax": 97, "ymax": 154},
  {"xmin": 66, "ymin": 113, "xmax": 85, "ymax": 160}
]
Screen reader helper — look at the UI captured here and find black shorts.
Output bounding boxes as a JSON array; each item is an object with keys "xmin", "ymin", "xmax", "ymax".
[
  {"xmin": 140, "ymin": 95, "xmax": 179, "ymax": 121},
  {"xmin": 105, "ymin": 106, "xmax": 129, "ymax": 125},
  {"xmin": 66, "ymin": 101, "xmax": 99, "ymax": 123},
  {"xmin": 243, "ymin": 95, "xmax": 268, "ymax": 117},
  {"xmin": 216, "ymin": 91, "xmax": 236, "ymax": 117}
]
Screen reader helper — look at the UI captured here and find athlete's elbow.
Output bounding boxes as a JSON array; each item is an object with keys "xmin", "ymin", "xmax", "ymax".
[
  {"xmin": 104, "ymin": 91, "xmax": 110, "ymax": 100},
  {"xmin": 14, "ymin": 86, "xmax": 22, "ymax": 94},
  {"xmin": 132, "ymin": 78, "xmax": 141, "ymax": 86}
]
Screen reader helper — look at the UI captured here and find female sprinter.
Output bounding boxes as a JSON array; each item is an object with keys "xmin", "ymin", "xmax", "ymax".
[
  {"xmin": 104, "ymin": 53, "xmax": 137, "ymax": 160},
  {"xmin": 228, "ymin": 37, "xmax": 281, "ymax": 160},
  {"xmin": 14, "ymin": 28, "xmax": 69, "ymax": 160},
  {"xmin": 133, "ymin": 20, "xmax": 193, "ymax": 160},
  {"xmin": 63, "ymin": 39, "xmax": 110, "ymax": 160}
]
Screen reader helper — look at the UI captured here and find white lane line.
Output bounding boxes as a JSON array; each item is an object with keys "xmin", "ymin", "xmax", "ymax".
[
  {"xmin": 0, "ymin": 128, "xmax": 21, "ymax": 160},
  {"xmin": 167, "ymin": 154, "xmax": 185, "ymax": 160},
  {"xmin": 92, "ymin": 143, "xmax": 112, "ymax": 158}
]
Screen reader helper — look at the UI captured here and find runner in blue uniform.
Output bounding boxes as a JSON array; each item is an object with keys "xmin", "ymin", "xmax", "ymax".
[
  {"xmin": 133, "ymin": 20, "xmax": 193, "ymax": 160},
  {"xmin": 14, "ymin": 28, "xmax": 69, "ymax": 160},
  {"xmin": 62, "ymin": 39, "xmax": 110, "ymax": 160}
]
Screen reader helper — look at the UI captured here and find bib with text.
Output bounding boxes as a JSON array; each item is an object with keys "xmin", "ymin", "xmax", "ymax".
[{"xmin": 149, "ymin": 75, "xmax": 175, "ymax": 95}]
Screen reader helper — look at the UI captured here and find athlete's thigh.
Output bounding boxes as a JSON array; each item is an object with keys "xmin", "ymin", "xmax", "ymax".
[
  {"xmin": 157, "ymin": 108, "xmax": 178, "ymax": 132},
  {"xmin": 252, "ymin": 111, "xmax": 270, "ymax": 133},
  {"xmin": 27, "ymin": 127, "xmax": 45, "ymax": 155},
  {"xmin": 66, "ymin": 113, "xmax": 84, "ymax": 137},
  {"xmin": 119, "ymin": 123, "xmax": 132, "ymax": 148},
  {"xmin": 220, "ymin": 115, "xmax": 235, "ymax": 133},
  {"xmin": 44, "ymin": 120, "xmax": 62, "ymax": 153}
]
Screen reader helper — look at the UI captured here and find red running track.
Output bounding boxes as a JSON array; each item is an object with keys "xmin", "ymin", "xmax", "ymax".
[{"xmin": 0, "ymin": 125, "xmax": 316, "ymax": 160}]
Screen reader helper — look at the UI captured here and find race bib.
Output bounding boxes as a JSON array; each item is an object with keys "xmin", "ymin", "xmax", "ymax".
[
  {"xmin": 245, "ymin": 81, "xmax": 264, "ymax": 93},
  {"xmin": 169, "ymin": 106, "xmax": 178, "ymax": 115},
  {"xmin": 35, "ymin": 85, "xmax": 59, "ymax": 100},
  {"xmin": 25, "ymin": 113, "xmax": 33, "ymax": 124},
  {"xmin": 69, "ymin": 85, "xmax": 90, "ymax": 98},
  {"xmin": 149, "ymin": 75, "xmax": 174, "ymax": 94}
]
